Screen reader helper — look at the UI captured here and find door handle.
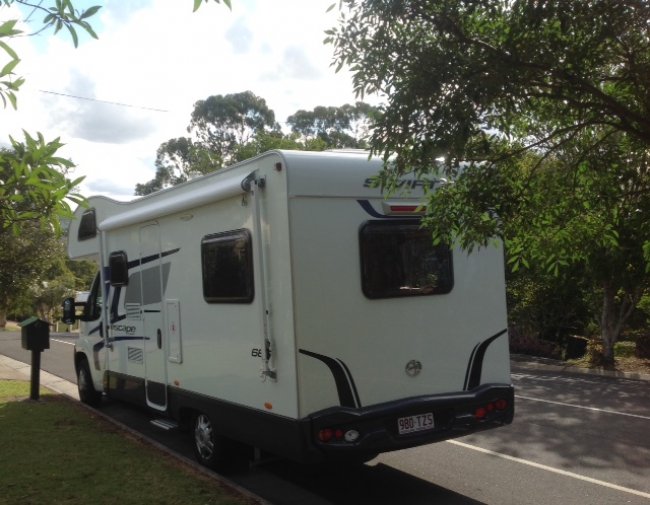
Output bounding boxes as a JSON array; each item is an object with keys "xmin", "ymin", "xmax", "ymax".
[{"xmin": 157, "ymin": 329, "xmax": 162, "ymax": 349}]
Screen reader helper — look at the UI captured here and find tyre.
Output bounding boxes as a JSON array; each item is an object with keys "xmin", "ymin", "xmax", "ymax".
[
  {"xmin": 192, "ymin": 412, "xmax": 249, "ymax": 472},
  {"xmin": 77, "ymin": 357, "xmax": 102, "ymax": 407},
  {"xmin": 193, "ymin": 412, "xmax": 227, "ymax": 470}
]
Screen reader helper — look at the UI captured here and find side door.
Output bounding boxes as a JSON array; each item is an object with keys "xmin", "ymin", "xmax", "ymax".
[{"xmin": 139, "ymin": 223, "xmax": 168, "ymax": 410}]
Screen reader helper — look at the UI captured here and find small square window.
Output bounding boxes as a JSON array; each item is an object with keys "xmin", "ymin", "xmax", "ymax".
[
  {"xmin": 78, "ymin": 209, "xmax": 97, "ymax": 241},
  {"xmin": 201, "ymin": 229, "xmax": 254, "ymax": 303}
]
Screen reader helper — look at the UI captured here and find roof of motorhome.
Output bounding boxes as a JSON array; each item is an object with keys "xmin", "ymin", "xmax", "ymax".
[{"xmin": 81, "ymin": 150, "xmax": 436, "ymax": 232}]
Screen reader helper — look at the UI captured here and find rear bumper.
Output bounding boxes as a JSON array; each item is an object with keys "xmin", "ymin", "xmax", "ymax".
[{"xmin": 306, "ymin": 383, "xmax": 514, "ymax": 461}]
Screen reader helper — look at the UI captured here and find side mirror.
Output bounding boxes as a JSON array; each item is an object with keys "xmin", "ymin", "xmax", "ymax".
[{"xmin": 61, "ymin": 297, "xmax": 77, "ymax": 325}]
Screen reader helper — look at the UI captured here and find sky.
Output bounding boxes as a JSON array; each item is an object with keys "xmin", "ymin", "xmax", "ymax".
[{"xmin": 1, "ymin": 0, "xmax": 364, "ymax": 200}]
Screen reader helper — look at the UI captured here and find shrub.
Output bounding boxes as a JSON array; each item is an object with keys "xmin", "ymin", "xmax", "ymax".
[
  {"xmin": 636, "ymin": 334, "xmax": 650, "ymax": 359},
  {"xmin": 509, "ymin": 327, "xmax": 562, "ymax": 359}
]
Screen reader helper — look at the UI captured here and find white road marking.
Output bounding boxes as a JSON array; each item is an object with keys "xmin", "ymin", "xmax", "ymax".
[
  {"xmin": 516, "ymin": 394, "xmax": 650, "ymax": 421},
  {"xmin": 51, "ymin": 338, "xmax": 76, "ymax": 346},
  {"xmin": 447, "ymin": 440, "xmax": 650, "ymax": 500}
]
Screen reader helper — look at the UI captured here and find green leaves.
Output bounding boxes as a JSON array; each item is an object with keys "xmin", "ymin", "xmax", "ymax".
[
  {"xmin": 329, "ymin": 0, "xmax": 650, "ymax": 170},
  {"xmin": 1, "ymin": 2, "xmax": 102, "ymax": 109},
  {"xmin": 193, "ymin": 0, "xmax": 231, "ymax": 12},
  {"xmin": 0, "ymin": 19, "xmax": 23, "ymax": 109},
  {"xmin": 41, "ymin": 1, "xmax": 101, "ymax": 47},
  {"xmin": 0, "ymin": 131, "xmax": 86, "ymax": 237}
]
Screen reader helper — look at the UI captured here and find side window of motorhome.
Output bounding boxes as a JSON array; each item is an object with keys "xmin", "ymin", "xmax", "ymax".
[
  {"xmin": 83, "ymin": 272, "xmax": 103, "ymax": 321},
  {"xmin": 201, "ymin": 229, "xmax": 254, "ymax": 303},
  {"xmin": 359, "ymin": 220, "xmax": 454, "ymax": 299},
  {"xmin": 77, "ymin": 208, "xmax": 97, "ymax": 241}
]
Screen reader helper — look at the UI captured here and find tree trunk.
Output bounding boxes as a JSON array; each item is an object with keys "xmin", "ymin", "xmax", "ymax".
[
  {"xmin": 600, "ymin": 284, "xmax": 618, "ymax": 366},
  {"xmin": 600, "ymin": 282, "xmax": 641, "ymax": 367},
  {"xmin": 0, "ymin": 308, "xmax": 6, "ymax": 329}
]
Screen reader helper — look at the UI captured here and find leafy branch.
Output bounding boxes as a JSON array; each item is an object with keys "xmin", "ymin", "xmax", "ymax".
[
  {"xmin": 0, "ymin": 131, "xmax": 85, "ymax": 236},
  {"xmin": 0, "ymin": 1, "xmax": 101, "ymax": 109}
]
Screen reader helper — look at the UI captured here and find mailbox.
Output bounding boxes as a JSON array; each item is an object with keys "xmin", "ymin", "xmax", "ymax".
[{"xmin": 20, "ymin": 317, "xmax": 50, "ymax": 352}]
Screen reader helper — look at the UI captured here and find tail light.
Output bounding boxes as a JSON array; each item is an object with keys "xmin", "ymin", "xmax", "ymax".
[
  {"xmin": 317, "ymin": 427, "xmax": 360, "ymax": 444},
  {"xmin": 474, "ymin": 398, "xmax": 509, "ymax": 420}
]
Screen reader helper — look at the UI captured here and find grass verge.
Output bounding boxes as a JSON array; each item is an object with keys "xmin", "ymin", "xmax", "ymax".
[{"xmin": 0, "ymin": 381, "xmax": 251, "ymax": 505}]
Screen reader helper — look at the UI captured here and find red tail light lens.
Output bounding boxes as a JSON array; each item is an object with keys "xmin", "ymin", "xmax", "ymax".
[
  {"xmin": 474, "ymin": 398, "xmax": 508, "ymax": 420},
  {"xmin": 318, "ymin": 427, "xmax": 361, "ymax": 444}
]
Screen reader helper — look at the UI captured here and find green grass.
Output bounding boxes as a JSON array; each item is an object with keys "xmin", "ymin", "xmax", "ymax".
[
  {"xmin": 0, "ymin": 381, "xmax": 249, "ymax": 505},
  {"xmin": 614, "ymin": 340, "xmax": 636, "ymax": 359}
]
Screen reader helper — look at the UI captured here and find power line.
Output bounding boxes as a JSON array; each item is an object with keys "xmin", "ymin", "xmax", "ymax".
[{"xmin": 38, "ymin": 89, "xmax": 169, "ymax": 113}]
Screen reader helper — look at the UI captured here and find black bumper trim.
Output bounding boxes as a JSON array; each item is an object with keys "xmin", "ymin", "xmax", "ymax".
[{"xmin": 307, "ymin": 383, "xmax": 514, "ymax": 459}]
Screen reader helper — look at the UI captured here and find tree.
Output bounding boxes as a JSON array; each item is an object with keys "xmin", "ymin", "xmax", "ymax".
[
  {"xmin": 329, "ymin": 1, "xmax": 650, "ymax": 167},
  {"xmin": 29, "ymin": 240, "xmax": 76, "ymax": 322},
  {"xmin": 136, "ymin": 93, "xmax": 377, "ymax": 195},
  {"xmin": 231, "ymin": 130, "xmax": 327, "ymax": 164},
  {"xmin": 423, "ymin": 130, "xmax": 650, "ymax": 364},
  {"xmin": 329, "ymin": 0, "xmax": 650, "ymax": 365},
  {"xmin": 2, "ymin": 0, "xmax": 229, "ymax": 224},
  {"xmin": 135, "ymin": 137, "xmax": 217, "ymax": 195},
  {"xmin": 0, "ymin": 222, "xmax": 62, "ymax": 326},
  {"xmin": 287, "ymin": 102, "xmax": 379, "ymax": 149},
  {"xmin": 1, "ymin": 1, "xmax": 101, "ymax": 108},
  {"xmin": 1, "ymin": 1, "xmax": 102, "ymax": 234},
  {"xmin": 137, "ymin": 91, "xmax": 280, "ymax": 195},
  {"xmin": 189, "ymin": 90, "xmax": 280, "ymax": 164}
]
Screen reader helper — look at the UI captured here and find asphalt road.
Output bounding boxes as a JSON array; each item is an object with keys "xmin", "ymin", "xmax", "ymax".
[{"xmin": 1, "ymin": 331, "xmax": 649, "ymax": 504}]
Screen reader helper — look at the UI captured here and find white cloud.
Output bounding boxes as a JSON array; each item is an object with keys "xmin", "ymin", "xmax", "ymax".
[
  {"xmin": 226, "ymin": 16, "xmax": 253, "ymax": 55},
  {"xmin": 1, "ymin": 0, "xmax": 366, "ymax": 201}
]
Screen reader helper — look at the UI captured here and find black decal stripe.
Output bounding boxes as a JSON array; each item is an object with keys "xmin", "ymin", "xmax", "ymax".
[
  {"xmin": 300, "ymin": 350, "xmax": 361, "ymax": 408},
  {"xmin": 358, "ymin": 199, "xmax": 387, "ymax": 218},
  {"xmin": 357, "ymin": 200, "xmax": 405, "ymax": 219},
  {"xmin": 464, "ymin": 329, "xmax": 508, "ymax": 391},
  {"xmin": 357, "ymin": 199, "xmax": 425, "ymax": 220},
  {"xmin": 139, "ymin": 248, "xmax": 181, "ymax": 267},
  {"xmin": 463, "ymin": 343, "xmax": 480, "ymax": 391},
  {"xmin": 92, "ymin": 340, "xmax": 103, "ymax": 370},
  {"xmin": 110, "ymin": 286, "xmax": 122, "ymax": 322},
  {"xmin": 335, "ymin": 358, "xmax": 361, "ymax": 408}
]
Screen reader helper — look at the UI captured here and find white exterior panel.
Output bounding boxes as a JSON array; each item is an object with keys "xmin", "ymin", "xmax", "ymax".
[{"xmin": 68, "ymin": 149, "xmax": 513, "ymax": 464}]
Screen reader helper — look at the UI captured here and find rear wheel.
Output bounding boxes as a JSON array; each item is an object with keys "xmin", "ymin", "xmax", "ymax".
[
  {"xmin": 193, "ymin": 412, "xmax": 228, "ymax": 470},
  {"xmin": 77, "ymin": 357, "xmax": 102, "ymax": 407},
  {"xmin": 192, "ymin": 412, "xmax": 250, "ymax": 473}
]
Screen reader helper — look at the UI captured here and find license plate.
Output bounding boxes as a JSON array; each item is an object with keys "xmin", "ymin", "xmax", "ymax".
[{"xmin": 397, "ymin": 412, "xmax": 434, "ymax": 435}]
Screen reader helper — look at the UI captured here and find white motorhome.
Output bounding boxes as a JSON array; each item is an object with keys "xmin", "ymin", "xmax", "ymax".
[{"xmin": 63, "ymin": 150, "xmax": 514, "ymax": 469}]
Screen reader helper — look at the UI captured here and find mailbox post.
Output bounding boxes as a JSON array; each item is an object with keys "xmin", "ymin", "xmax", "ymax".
[{"xmin": 19, "ymin": 317, "xmax": 50, "ymax": 400}]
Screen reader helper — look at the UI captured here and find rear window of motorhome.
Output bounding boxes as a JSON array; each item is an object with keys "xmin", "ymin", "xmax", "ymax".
[
  {"xmin": 359, "ymin": 220, "xmax": 453, "ymax": 299},
  {"xmin": 201, "ymin": 229, "xmax": 254, "ymax": 303}
]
